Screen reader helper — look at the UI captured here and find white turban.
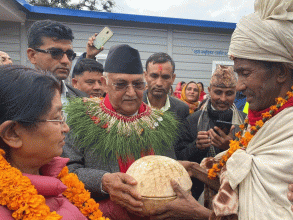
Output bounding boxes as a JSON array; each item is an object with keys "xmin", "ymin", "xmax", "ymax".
[{"xmin": 228, "ymin": 0, "xmax": 293, "ymax": 64}]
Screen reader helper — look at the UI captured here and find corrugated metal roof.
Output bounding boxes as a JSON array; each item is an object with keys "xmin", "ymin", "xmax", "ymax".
[{"xmin": 14, "ymin": 0, "xmax": 236, "ymax": 29}]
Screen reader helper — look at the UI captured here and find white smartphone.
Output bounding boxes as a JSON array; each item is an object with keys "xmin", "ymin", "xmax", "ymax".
[{"xmin": 93, "ymin": 27, "xmax": 114, "ymax": 50}]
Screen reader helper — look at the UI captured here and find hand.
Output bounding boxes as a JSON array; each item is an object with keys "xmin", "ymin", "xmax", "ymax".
[
  {"xmin": 288, "ymin": 184, "xmax": 293, "ymax": 212},
  {"xmin": 150, "ymin": 179, "xmax": 212, "ymax": 220},
  {"xmin": 196, "ymin": 131, "xmax": 211, "ymax": 150},
  {"xmin": 102, "ymin": 172, "xmax": 144, "ymax": 215},
  {"xmin": 86, "ymin": 33, "xmax": 104, "ymax": 59},
  {"xmin": 208, "ymin": 125, "xmax": 234, "ymax": 150},
  {"xmin": 178, "ymin": 160, "xmax": 197, "ymax": 178}
]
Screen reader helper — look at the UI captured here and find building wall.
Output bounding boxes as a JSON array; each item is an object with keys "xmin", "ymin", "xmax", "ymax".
[
  {"xmin": 3, "ymin": 19, "xmax": 232, "ymax": 91},
  {"xmin": 0, "ymin": 21, "xmax": 22, "ymax": 65}
]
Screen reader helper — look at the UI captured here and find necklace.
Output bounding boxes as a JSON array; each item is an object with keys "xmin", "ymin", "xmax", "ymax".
[
  {"xmin": 0, "ymin": 149, "xmax": 109, "ymax": 220},
  {"xmin": 208, "ymin": 87, "xmax": 293, "ymax": 179}
]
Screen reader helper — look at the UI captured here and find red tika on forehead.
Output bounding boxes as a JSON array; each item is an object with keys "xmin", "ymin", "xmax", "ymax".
[{"xmin": 158, "ymin": 64, "xmax": 163, "ymax": 71}]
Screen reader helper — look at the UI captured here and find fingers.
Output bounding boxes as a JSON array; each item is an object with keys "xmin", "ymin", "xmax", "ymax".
[
  {"xmin": 197, "ymin": 131, "xmax": 211, "ymax": 149},
  {"xmin": 212, "ymin": 127, "xmax": 226, "ymax": 138},
  {"xmin": 112, "ymin": 190, "xmax": 143, "ymax": 213},
  {"xmin": 170, "ymin": 179, "xmax": 188, "ymax": 199}
]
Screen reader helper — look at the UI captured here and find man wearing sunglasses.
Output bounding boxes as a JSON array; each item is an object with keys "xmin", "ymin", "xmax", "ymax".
[
  {"xmin": 27, "ymin": 20, "xmax": 86, "ymax": 104},
  {"xmin": 63, "ymin": 44, "xmax": 179, "ymax": 219}
]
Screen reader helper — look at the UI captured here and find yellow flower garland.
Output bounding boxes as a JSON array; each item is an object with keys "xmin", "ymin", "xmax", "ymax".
[
  {"xmin": 0, "ymin": 149, "xmax": 109, "ymax": 220},
  {"xmin": 208, "ymin": 86, "xmax": 293, "ymax": 179}
]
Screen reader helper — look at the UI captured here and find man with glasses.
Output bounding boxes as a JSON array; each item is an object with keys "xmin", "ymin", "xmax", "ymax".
[
  {"xmin": 26, "ymin": 20, "xmax": 87, "ymax": 104},
  {"xmin": 63, "ymin": 44, "xmax": 179, "ymax": 219}
]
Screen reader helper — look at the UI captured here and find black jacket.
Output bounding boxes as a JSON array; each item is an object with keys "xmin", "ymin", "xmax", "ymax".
[{"xmin": 142, "ymin": 90, "xmax": 189, "ymax": 124}]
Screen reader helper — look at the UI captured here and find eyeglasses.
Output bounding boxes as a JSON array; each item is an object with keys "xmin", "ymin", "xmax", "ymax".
[
  {"xmin": 35, "ymin": 48, "xmax": 76, "ymax": 61},
  {"xmin": 19, "ymin": 111, "xmax": 66, "ymax": 125},
  {"xmin": 112, "ymin": 81, "xmax": 146, "ymax": 91}
]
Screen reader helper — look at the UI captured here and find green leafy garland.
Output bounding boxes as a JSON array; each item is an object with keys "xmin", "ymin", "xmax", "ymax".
[{"xmin": 65, "ymin": 97, "xmax": 179, "ymax": 161}]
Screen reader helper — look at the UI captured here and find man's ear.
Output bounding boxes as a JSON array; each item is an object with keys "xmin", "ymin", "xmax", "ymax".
[
  {"xmin": 101, "ymin": 76, "xmax": 108, "ymax": 93},
  {"xmin": 276, "ymin": 64, "xmax": 290, "ymax": 84},
  {"xmin": 72, "ymin": 77, "xmax": 78, "ymax": 88},
  {"xmin": 0, "ymin": 121, "xmax": 23, "ymax": 149},
  {"xmin": 27, "ymin": 48, "xmax": 37, "ymax": 65},
  {"xmin": 171, "ymin": 73, "xmax": 176, "ymax": 84}
]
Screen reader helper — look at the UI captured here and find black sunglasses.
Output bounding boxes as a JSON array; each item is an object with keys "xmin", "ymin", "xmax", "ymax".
[{"xmin": 35, "ymin": 48, "xmax": 76, "ymax": 61}]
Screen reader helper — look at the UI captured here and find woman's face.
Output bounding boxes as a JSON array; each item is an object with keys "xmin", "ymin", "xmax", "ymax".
[
  {"xmin": 17, "ymin": 91, "xmax": 69, "ymax": 166},
  {"xmin": 181, "ymin": 83, "xmax": 186, "ymax": 90},
  {"xmin": 185, "ymin": 83, "xmax": 199, "ymax": 102},
  {"xmin": 197, "ymin": 83, "xmax": 203, "ymax": 91}
]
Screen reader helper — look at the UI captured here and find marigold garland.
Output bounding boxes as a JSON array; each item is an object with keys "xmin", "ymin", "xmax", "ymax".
[
  {"xmin": 208, "ymin": 87, "xmax": 293, "ymax": 179},
  {"xmin": 0, "ymin": 149, "xmax": 109, "ymax": 220}
]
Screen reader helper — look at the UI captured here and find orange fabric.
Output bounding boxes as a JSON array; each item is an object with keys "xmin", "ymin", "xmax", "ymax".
[{"xmin": 180, "ymin": 84, "xmax": 200, "ymax": 114}]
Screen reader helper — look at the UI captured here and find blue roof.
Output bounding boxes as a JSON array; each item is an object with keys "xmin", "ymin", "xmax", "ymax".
[{"xmin": 15, "ymin": 0, "xmax": 236, "ymax": 29}]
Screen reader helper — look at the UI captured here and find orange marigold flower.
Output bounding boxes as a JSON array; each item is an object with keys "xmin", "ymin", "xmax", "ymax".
[
  {"xmin": 270, "ymin": 105, "xmax": 278, "ymax": 112},
  {"xmin": 291, "ymin": 85, "xmax": 293, "ymax": 90},
  {"xmin": 261, "ymin": 112, "xmax": 272, "ymax": 119},
  {"xmin": 276, "ymin": 97, "xmax": 286, "ymax": 106},
  {"xmin": 255, "ymin": 120, "xmax": 264, "ymax": 127},
  {"xmin": 208, "ymin": 169, "xmax": 217, "ymax": 179},
  {"xmin": 244, "ymin": 119, "xmax": 249, "ymax": 124},
  {"xmin": 250, "ymin": 126, "xmax": 257, "ymax": 132},
  {"xmin": 239, "ymin": 124, "xmax": 245, "ymax": 130},
  {"xmin": 58, "ymin": 166, "xmax": 69, "ymax": 178},
  {"xmin": 235, "ymin": 131, "xmax": 242, "ymax": 138},
  {"xmin": 286, "ymin": 91, "xmax": 293, "ymax": 98}
]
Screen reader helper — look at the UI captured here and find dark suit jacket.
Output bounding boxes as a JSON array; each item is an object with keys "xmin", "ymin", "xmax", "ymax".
[{"xmin": 143, "ymin": 90, "xmax": 189, "ymax": 123}]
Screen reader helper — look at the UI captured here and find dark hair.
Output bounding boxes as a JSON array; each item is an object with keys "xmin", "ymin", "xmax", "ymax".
[
  {"xmin": 197, "ymin": 82, "xmax": 204, "ymax": 91},
  {"xmin": 0, "ymin": 65, "xmax": 61, "ymax": 127},
  {"xmin": 146, "ymin": 52, "xmax": 175, "ymax": 73},
  {"xmin": 28, "ymin": 20, "xmax": 74, "ymax": 49},
  {"xmin": 186, "ymin": 81, "xmax": 198, "ymax": 88},
  {"xmin": 72, "ymin": 58, "xmax": 104, "ymax": 78},
  {"xmin": 181, "ymin": 81, "xmax": 186, "ymax": 85}
]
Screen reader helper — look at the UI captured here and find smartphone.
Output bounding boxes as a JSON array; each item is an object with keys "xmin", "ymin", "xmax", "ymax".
[
  {"xmin": 93, "ymin": 27, "xmax": 114, "ymax": 50},
  {"xmin": 214, "ymin": 120, "xmax": 233, "ymax": 135}
]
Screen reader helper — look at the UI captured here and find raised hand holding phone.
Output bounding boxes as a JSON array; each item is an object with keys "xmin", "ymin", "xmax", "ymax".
[{"xmin": 93, "ymin": 27, "xmax": 113, "ymax": 50}]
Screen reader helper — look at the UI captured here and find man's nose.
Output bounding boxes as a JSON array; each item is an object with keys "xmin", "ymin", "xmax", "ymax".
[
  {"xmin": 93, "ymin": 81, "xmax": 102, "ymax": 90},
  {"xmin": 60, "ymin": 53, "xmax": 71, "ymax": 65}
]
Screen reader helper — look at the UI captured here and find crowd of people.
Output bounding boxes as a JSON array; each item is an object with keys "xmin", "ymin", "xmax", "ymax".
[{"xmin": 1, "ymin": 0, "xmax": 293, "ymax": 219}]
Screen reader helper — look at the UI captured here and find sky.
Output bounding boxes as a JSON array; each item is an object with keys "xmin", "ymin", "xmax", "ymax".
[{"xmin": 112, "ymin": 0, "xmax": 255, "ymax": 23}]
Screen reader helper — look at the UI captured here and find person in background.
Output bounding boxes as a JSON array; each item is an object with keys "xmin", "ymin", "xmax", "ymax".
[
  {"xmin": 173, "ymin": 81, "xmax": 185, "ymax": 99},
  {"xmin": 197, "ymin": 82, "xmax": 207, "ymax": 101},
  {"xmin": 72, "ymin": 58, "xmax": 105, "ymax": 98},
  {"xmin": 175, "ymin": 65, "xmax": 246, "ymax": 202},
  {"xmin": 26, "ymin": 20, "xmax": 87, "ymax": 104},
  {"xmin": 180, "ymin": 81, "xmax": 201, "ymax": 114},
  {"xmin": 0, "ymin": 51, "xmax": 12, "ymax": 65},
  {"xmin": 0, "ymin": 65, "xmax": 108, "ymax": 220},
  {"xmin": 143, "ymin": 53, "xmax": 189, "ymax": 125}
]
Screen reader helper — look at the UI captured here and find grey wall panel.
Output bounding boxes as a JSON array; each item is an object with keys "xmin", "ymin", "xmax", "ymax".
[
  {"xmin": 172, "ymin": 30, "xmax": 232, "ymax": 90},
  {"xmin": 0, "ymin": 21, "xmax": 21, "ymax": 64}
]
